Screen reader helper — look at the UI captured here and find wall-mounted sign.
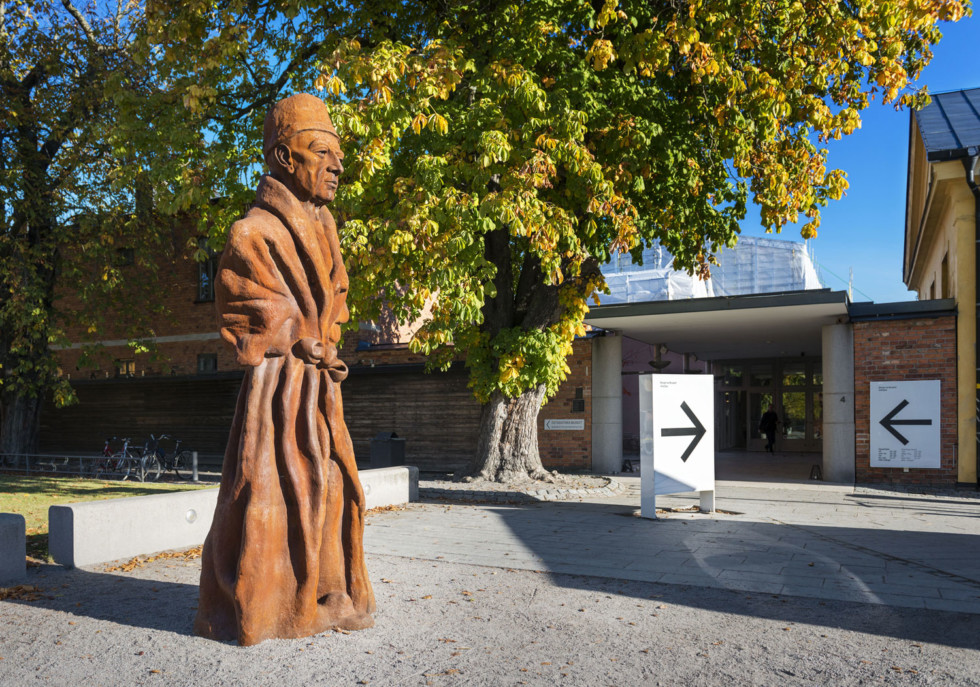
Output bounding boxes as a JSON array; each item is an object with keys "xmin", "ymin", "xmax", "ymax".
[
  {"xmin": 639, "ymin": 374, "xmax": 715, "ymax": 517},
  {"xmin": 870, "ymin": 380, "xmax": 940, "ymax": 469},
  {"xmin": 544, "ymin": 418, "xmax": 585, "ymax": 431}
]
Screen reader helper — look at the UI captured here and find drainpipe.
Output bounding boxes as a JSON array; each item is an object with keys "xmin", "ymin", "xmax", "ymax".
[{"xmin": 963, "ymin": 150, "xmax": 980, "ymax": 488}]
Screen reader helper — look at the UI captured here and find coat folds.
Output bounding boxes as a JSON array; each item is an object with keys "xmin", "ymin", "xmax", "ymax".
[{"xmin": 194, "ymin": 175, "xmax": 375, "ymax": 646}]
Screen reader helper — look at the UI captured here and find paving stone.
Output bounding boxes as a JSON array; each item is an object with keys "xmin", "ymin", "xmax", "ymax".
[{"xmin": 363, "ymin": 480, "xmax": 980, "ymax": 614}]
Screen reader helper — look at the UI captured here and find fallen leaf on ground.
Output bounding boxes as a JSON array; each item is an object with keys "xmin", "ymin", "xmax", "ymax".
[
  {"xmin": 0, "ymin": 585, "xmax": 44, "ymax": 601},
  {"xmin": 105, "ymin": 546, "xmax": 203, "ymax": 573},
  {"xmin": 366, "ymin": 504, "xmax": 405, "ymax": 515}
]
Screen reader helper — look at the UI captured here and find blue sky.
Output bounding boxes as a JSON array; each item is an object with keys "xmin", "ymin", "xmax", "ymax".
[{"xmin": 737, "ymin": 13, "xmax": 979, "ymax": 304}]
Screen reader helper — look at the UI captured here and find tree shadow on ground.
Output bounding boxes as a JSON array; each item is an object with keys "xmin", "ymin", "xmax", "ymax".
[
  {"xmin": 7, "ymin": 563, "xmax": 203, "ymax": 638},
  {"xmin": 368, "ymin": 496, "xmax": 980, "ymax": 650}
]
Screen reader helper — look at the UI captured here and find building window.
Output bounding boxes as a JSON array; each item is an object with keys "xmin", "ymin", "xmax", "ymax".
[
  {"xmin": 720, "ymin": 365, "xmax": 743, "ymax": 387},
  {"xmin": 115, "ymin": 359, "xmax": 136, "ymax": 377},
  {"xmin": 197, "ymin": 238, "xmax": 217, "ymax": 302},
  {"xmin": 197, "ymin": 353, "xmax": 218, "ymax": 374},
  {"xmin": 571, "ymin": 387, "xmax": 585, "ymax": 412}
]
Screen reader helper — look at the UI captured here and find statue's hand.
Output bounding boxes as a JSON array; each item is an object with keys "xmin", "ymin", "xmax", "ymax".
[
  {"xmin": 293, "ymin": 337, "xmax": 346, "ymax": 381},
  {"xmin": 294, "ymin": 337, "xmax": 327, "ymax": 364}
]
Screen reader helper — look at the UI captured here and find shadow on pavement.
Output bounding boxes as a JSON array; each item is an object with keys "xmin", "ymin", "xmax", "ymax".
[
  {"xmin": 7, "ymin": 564, "xmax": 202, "ymax": 637},
  {"xmin": 371, "ymin": 497, "xmax": 980, "ymax": 649},
  {"xmin": 11, "ymin": 493, "xmax": 980, "ymax": 652}
]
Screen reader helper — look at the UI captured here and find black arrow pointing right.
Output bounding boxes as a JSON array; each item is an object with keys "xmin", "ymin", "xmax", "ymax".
[
  {"xmin": 879, "ymin": 399, "xmax": 932, "ymax": 445},
  {"xmin": 661, "ymin": 401, "xmax": 706, "ymax": 462}
]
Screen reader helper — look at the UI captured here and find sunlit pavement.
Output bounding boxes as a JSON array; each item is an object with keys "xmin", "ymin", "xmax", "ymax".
[{"xmin": 365, "ymin": 477, "xmax": 980, "ymax": 614}]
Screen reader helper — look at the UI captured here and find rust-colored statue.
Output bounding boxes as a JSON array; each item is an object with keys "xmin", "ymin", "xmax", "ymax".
[{"xmin": 194, "ymin": 94, "xmax": 375, "ymax": 646}]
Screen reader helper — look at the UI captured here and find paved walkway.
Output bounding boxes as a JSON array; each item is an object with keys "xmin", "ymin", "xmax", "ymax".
[{"xmin": 365, "ymin": 478, "xmax": 980, "ymax": 614}]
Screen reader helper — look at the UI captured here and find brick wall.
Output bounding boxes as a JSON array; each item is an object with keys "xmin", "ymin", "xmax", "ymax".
[
  {"xmin": 54, "ymin": 217, "xmax": 230, "ymax": 379},
  {"xmin": 338, "ymin": 336, "xmax": 595, "ymax": 472},
  {"xmin": 50, "ymin": 214, "xmax": 596, "ymax": 473},
  {"xmin": 853, "ymin": 315, "xmax": 958, "ymax": 485},
  {"xmin": 538, "ymin": 338, "xmax": 593, "ymax": 471}
]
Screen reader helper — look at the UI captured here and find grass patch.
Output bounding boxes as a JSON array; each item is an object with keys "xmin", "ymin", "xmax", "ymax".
[{"xmin": 0, "ymin": 474, "xmax": 213, "ymax": 561}]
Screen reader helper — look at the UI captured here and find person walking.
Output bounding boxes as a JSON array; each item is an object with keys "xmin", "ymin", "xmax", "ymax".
[{"xmin": 760, "ymin": 404, "xmax": 779, "ymax": 453}]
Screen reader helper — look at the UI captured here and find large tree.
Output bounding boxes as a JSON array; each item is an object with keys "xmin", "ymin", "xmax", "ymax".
[
  {"xmin": 0, "ymin": 0, "xmax": 169, "ymax": 457},
  {"xmin": 145, "ymin": 0, "xmax": 967, "ymax": 482}
]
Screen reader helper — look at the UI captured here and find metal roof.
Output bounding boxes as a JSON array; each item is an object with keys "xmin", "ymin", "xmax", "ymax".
[
  {"xmin": 913, "ymin": 88, "xmax": 980, "ymax": 161},
  {"xmin": 848, "ymin": 298, "xmax": 956, "ymax": 321}
]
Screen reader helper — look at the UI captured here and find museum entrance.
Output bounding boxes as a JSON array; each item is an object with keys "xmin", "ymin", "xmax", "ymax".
[{"xmin": 715, "ymin": 358, "xmax": 823, "ymax": 453}]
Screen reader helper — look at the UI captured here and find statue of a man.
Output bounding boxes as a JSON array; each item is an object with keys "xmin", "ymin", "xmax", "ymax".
[{"xmin": 194, "ymin": 93, "xmax": 375, "ymax": 646}]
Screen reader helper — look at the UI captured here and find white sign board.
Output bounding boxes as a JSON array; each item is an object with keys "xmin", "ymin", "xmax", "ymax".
[
  {"xmin": 870, "ymin": 380, "xmax": 940, "ymax": 468},
  {"xmin": 639, "ymin": 374, "xmax": 715, "ymax": 518},
  {"xmin": 544, "ymin": 419, "xmax": 585, "ymax": 431}
]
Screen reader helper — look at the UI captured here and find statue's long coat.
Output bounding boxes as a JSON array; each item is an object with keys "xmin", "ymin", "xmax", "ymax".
[{"xmin": 194, "ymin": 175, "xmax": 375, "ymax": 646}]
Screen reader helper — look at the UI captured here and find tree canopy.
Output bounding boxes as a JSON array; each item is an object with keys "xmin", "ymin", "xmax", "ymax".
[
  {"xmin": 143, "ymin": 0, "xmax": 967, "ymax": 479},
  {"xmin": 0, "ymin": 0, "xmax": 170, "ymax": 453}
]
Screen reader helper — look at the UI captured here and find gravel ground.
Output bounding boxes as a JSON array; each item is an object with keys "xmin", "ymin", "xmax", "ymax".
[
  {"xmin": 2, "ymin": 548, "xmax": 979, "ymax": 686},
  {"xmin": 418, "ymin": 473, "xmax": 625, "ymax": 503}
]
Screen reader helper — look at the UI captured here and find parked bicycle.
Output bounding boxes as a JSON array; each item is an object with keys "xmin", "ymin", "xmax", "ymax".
[
  {"xmin": 93, "ymin": 437, "xmax": 140, "ymax": 480},
  {"xmin": 136, "ymin": 436, "xmax": 164, "ymax": 482},
  {"xmin": 141, "ymin": 434, "xmax": 193, "ymax": 481}
]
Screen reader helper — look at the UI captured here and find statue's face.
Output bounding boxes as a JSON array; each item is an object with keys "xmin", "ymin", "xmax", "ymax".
[{"xmin": 279, "ymin": 129, "xmax": 345, "ymax": 205}]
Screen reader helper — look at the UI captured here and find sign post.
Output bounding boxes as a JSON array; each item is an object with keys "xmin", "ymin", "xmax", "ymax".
[
  {"xmin": 870, "ymin": 380, "xmax": 940, "ymax": 468},
  {"xmin": 639, "ymin": 374, "xmax": 715, "ymax": 519}
]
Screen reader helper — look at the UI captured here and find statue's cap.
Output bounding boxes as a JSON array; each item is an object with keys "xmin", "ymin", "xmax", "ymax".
[{"xmin": 263, "ymin": 93, "xmax": 338, "ymax": 156}]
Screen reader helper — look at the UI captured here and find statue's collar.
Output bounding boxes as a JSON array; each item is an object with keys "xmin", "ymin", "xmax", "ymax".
[
  {"xmin": 254, "ymin": 174, "xmax": 320, "ymax": 223},
  {"xmin": 253, "ymin": 174, "xmax": 332, "ymax": 283}
]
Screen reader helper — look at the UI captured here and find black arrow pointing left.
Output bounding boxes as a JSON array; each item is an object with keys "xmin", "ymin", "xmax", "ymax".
[
  {"xmin": 879, "ymin": 399, "xmax": 932, "ymax": 445},
  {"xmin": 661, "ymin": 401, "xmax": 706, "ymax": 462}
]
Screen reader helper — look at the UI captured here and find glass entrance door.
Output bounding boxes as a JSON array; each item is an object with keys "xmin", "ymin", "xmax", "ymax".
[
  {"xmin": 718, "ymin": 390, "xmax": 747, "ymax": 449},
  {"xmin": 715, "ymin": 359, "xmax": 823, "ymax": 452}
]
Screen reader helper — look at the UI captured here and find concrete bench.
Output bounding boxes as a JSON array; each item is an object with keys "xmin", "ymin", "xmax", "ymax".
[
  {"xmin": 363, "ymin": 465, "xmax": 418, "ymax": 510},
  {"xmin": 0, "ymin": 513, "xmax": 26, "ymax": 585},
  {"xmin": 49, "ymin": 466, "xmax": 418, "ymax": 568}
]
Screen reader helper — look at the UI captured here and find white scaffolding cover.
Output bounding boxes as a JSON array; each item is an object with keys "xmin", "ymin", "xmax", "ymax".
[{"xmin": 599, "ymin": 236, "xmax": 822, "ymax": 305}]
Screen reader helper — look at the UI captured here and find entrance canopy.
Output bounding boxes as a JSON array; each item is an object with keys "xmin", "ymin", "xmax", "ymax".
[{"xmin": 585, "ymin": 289, "xmax": 850, "ymax": 359}]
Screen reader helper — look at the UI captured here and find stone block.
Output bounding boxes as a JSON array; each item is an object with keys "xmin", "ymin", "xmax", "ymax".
[
  {"xmin": 48, "ymin": 466, "xmax": 418, "ymax": 568},
  {"xmin": 0, "ymin": 513, "xmax": 26, "ymax": 585},
  {"xmin": 362, "ymin": 465, "xmax": 418, "ymax": 510},
  {"xmin": 50, "ymin": 489, "xmax": 220, "ymax": 568}
]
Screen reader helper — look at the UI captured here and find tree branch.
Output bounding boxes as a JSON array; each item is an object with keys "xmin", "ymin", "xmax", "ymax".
[
  {"xmin": 61, "ymin": 0, "xmax": 101, "ymax": 49},
  {"xmin": 481, "ymin": 222, "xmax": 514, "ymax": 337}
]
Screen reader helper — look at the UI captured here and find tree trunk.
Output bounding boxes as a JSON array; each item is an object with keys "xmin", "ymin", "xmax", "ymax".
[
  {"xmin": 0, "ymin": 392, "xmax": 42, "ymax": 465},
  {"xmin": 465, "ymin": 384, "xmax": 553, "ymax": 483}
]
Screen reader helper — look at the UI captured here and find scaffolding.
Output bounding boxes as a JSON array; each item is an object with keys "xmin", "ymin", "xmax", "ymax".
[{"xmin": 600, "ymin": 236, "xmax": 823, "ymax": 304}]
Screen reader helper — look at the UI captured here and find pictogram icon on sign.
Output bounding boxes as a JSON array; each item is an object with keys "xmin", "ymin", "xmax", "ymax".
[
  {"xmin": 660, "ymin": 401, "xmax": 706, "ymax": 462},
  {"xmin": 879, "ymin": 399, "xmax": 932, "ymax": 445}
]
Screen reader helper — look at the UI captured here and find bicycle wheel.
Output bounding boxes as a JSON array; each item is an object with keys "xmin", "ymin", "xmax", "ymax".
[
  {"xmin": 172, "ymin": 451, "xmax": 192, "ymax": 480},
  {"xmin": 94, "ymin": 459, "xmax": 111, "ymax": 480},
  {"xmin": 119, "ymin": 450, "xmax": 140, "ymax": 481},
  {"xmin": 142, "ymin": 453, "xmax": 163, "ymax": 482}
]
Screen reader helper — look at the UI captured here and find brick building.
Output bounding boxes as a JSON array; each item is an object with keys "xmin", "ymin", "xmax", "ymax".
[
  {"xmin": 43, "ymin": 222, "xmax": 967, "ymax": 485},
  {"xmin": 43, "ymin": 224, "xmax": 595, "ymax": 472},
  {"xmin": 851, "ymin": 307, "xmax": 958, "ymax": 484},
  {"xmin": 586, "ymin": 292, "xmax": 962, "ymax": 487}
]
